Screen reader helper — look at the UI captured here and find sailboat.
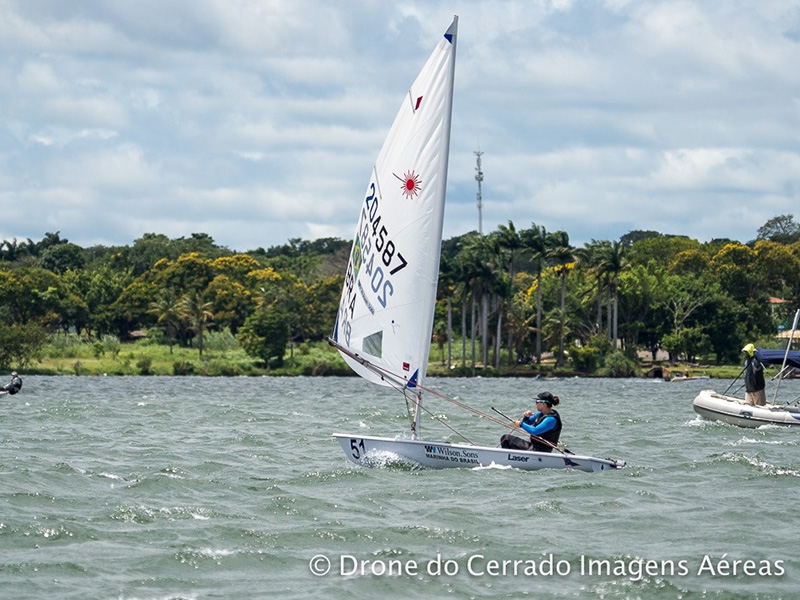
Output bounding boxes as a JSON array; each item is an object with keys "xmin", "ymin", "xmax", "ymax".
[{"xmin": 329, "ymin": 16, "xmax": 624, "ymax": 473}]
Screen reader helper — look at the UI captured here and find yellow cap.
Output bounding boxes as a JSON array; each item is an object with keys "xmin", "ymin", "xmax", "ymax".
[{"xmin": 742, "ymin": 343, "xmax": 756, "ymax": 356}]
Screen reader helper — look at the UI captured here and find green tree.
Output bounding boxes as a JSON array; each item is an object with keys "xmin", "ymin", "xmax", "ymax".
[
  {"xmin": 148, "ymin": 288, "xmax": 182, "ymax": 353},
  {"xmin": 575, "ymin": 239, "xmax": 608, "ymax": 338},
  {"xmin": 122, "ymin": 233, "xmax": 175, "ymax": 276},
  {"xmin": 661, "ymin": 273, "xmax": 715, "ymax": 362},
  {"xmin": 111, "ymin": 279, "xmax": 159, "ymax": 338},
  {"xmin": 520, "ymin": 223, "xmax": 549, "ymax": 364},
  {"xmin": 547, "ymin": 230, "xmax": 575, "ymax": 367},
  {"xmin": 617, "ymin": 263, "xmax": 670, "ymax": 359},
  {"xmin": 154, "ymin": 252, "xmax": 215, "ymax": 294},
  {"xmin": 0, "ymin": 267, "xmax": 64, "ymax": 325},
  {"xmin": 118, "ymin": 233, "xmax": 231, "ymax": 276},
  {"xmin": 206, "ymin": 275, "xmax": 253, "ymax": 335},
  {"xmin": 628, "ymin": 235, "xmax": 702, "ymax": 269},
  {"xmin": 40, "ymin": 242, "xmax": 87, "ymax": 274},
  {"xmin": 754, "ymin": 240, "xmax": 800, "ymax": 309},
  {"xmin": 710, "ymin": 243, "xmax": 759, "ymax": 304},
  {"xmin": 597, "ymin": 239, "xmax": 629, "ymax": 348},
  {"xmin": 756, "ymin": 214, "xmax": 800, "ymax": 244},
  {"xmin": 300, "ymin": 275, "xmax": 343, "ymax": 341},
  {"xmin": 178, "ymin": 290, "xmax": 214, "ymax": 356},
  {"xmin": 457, "ymin": 234, "xmax": 504, "ymax": 370},
  {"xmin": 57, "ymin": 269, "xmax": 91, "ymax": 335},
  {"xmin": 85, "ymin": 266, "xmax": 133, "ymax": 336},
  {"xmin": 436, "ymin": 253, "xmax": 457, "ymax": 368},
  {"xmin": 703, "ymin": 294, "xmax": 746, "ymax": 364},
  {"xmin": 669, "ymin": 249, "xmax": 711, "ymax": 276},
  {"xmin": 238, "ymin": 309, "xmax": 290, "ymax": 367},
  {"xmin": 494, "ymin": 220, "xmax": 522, "ymax": 364},
  {"xmin": 0, "ymin": 308, "xmax": 48, "ymax": 368},
  {"xmin": 0, "ymin": 238, "xmax": 34, "ymax": 262}
]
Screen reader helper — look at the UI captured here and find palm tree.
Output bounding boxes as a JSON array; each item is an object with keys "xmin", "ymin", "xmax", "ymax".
[
  {"xmin": 520, "ymin": 223, "xmax": 549, "ymax": 364},
  {"xmin": 436, "ymin": 254, "xmax": 457, "ymax": 368},
  {"xmin": 451, "ymin": 239, "xmax": 473, "ymax": 369},
  {"xmin": 494, "ymin": 220, "xmax": 522, "ymax": 364},
  {"xmin": 457, "ymin": 235, "xmax": 501, "ymax": 371},
  {"xmin": 179, "ymin": 289, "xmax": 214, "ymax": 356},
  {"xmin": 598, "ymin": 239, "xmax": 629, "ymax": 348},
  {"xmin": 148, "ymin": 288, "xmax": 181, "ymax": 353},
  {"xmin": 576, "ymin": 240, "xmax": 608, "ymax": 335},
  {"xmin": 547, "ymin": 230, "xmax": 575, "ymax": 367},
  {"xmin": 489, "ymin": 269, "xmax": 511, "ymax": 368}
]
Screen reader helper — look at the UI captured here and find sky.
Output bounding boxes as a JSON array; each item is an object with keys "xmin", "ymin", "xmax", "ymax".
[{"xmin": 2, "ymin": 0, "xmax": 800, "ymax": 253}]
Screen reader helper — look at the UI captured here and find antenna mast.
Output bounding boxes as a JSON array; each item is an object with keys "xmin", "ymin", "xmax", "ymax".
[{"xmin": 474, "ymin": 150, "xmax": 484, "ymax": 235}]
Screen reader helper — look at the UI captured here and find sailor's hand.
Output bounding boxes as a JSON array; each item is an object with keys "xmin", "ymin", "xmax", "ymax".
[
  {"xmin": 522, "ymin": 410, "xmax": 534, "ymax": 418},
  {"xmin": 513, "ymin": 420, "xmax": 521, "ymax": 427}
]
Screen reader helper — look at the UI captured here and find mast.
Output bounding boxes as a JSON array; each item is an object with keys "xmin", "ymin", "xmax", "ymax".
[
  {"xmin": 773, "ymin": 308, "xmax": 800, "ymax": 403},
  {"xmin": 410, "ymin": 16, "xmax": 458, "ymax": 440}
]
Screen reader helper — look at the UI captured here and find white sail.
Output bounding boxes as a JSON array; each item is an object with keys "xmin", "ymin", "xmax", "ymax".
[{"xmin": 333, "ymin": 17, "xmax": 458, "ymax": 390}]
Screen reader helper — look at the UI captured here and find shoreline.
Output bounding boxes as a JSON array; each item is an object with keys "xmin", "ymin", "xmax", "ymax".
[{"xmin": 7, "ymin": 339, "xmax": 749, "ymax": 379}]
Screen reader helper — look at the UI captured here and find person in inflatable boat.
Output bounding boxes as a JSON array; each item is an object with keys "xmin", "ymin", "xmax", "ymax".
[
  {"xmin": 500, "ymin": 391, "xmax": 563, "ymax": 452},
  {"xmin": 741, "ymin": 344, "xmax": 766, "ymax": 406}
]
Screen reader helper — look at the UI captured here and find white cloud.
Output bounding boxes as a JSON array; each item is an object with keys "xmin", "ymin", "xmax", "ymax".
[{"xmin": 1, "ymin": 0, "xmax": 800, "ymax": 253}]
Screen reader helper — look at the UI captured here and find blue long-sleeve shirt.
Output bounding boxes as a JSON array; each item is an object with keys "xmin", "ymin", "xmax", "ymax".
[{"xmin": 520, "ymin": 412, "xmax": 557, "ymax": 436}]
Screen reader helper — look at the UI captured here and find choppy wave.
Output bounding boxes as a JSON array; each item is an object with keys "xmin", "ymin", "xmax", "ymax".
[
  {"xmin": 1, "ymin": 375, "xmax": 798, "ymax": 599},
  {"xmin": 722, "ymin": 451, "xmax": 800, "ymax": 477}
]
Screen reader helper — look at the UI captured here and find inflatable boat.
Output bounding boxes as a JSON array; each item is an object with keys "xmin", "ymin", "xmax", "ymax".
[
  {"xmin": 693, "ymin": 347, "xmax": 800, "ymax": 428},
  {"xmin": 693, "ymin": 389, "xmax": 800, "ymax": 428}
]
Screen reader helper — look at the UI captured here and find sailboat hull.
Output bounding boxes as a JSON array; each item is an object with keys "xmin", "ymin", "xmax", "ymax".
[
  {"xmin": 333, "ymin": 433, "xmax": 624, "ymax": 473},
  {"xmin": 693, "ymin": 389, "xmax": 800, "ymax": 428}
]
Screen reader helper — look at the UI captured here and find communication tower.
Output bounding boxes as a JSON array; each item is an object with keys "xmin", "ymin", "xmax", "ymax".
[{"xmin": 474, "ymin": 150, "xmax": 484, "ymax": 235}]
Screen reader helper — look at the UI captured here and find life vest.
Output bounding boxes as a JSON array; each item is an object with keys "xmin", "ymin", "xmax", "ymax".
[
  {"xmin": 6, "ymin": 376, "xmax": 22, "ymax": 395},
  {"xmin": 528, "ymin": 409, "xmax": 562, "ymax": 452},
  {"xmin": 743, "ymin": 356, "xmax": 765, "ymax": 393}
]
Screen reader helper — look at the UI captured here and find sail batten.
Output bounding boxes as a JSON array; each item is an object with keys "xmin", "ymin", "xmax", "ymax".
[{"xmin": 334, "ymin": 17, "xmax": 458, "ymax": 393}]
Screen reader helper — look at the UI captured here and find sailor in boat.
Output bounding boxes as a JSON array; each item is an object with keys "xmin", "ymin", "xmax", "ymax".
[
  {"xmin": 742, "ymin": 343, "xmax": 766, "ymax": 406},
  {"xmin": 500, "ymin": 391, "xmax": 563, "ymax": 452},
  {"xmin": 1, "ymin": 371, "xmax": 22, "ymax": 395}
]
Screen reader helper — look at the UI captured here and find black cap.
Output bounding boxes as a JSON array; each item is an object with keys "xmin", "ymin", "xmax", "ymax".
[{"xmin": 535, "ymin": 391, "xmax": 554, "ymax": 404}]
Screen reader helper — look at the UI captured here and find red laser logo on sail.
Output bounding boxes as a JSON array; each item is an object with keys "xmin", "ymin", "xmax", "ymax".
[{"xmin": 394, "ymin": 170, "xmax": 422, "ymax": 199}]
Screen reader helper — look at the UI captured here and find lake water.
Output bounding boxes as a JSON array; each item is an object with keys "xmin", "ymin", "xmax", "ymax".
[{"xmin": 1, "ymin": 375, "xmax": 798, "ymax": 599}]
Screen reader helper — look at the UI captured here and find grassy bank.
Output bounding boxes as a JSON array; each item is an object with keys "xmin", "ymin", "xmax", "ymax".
[
  {"xmin": 16, "ymin": 334, "xmax": 743, "ymax": 379},
  {"xmin": 25, "ymin": 336, "xmax": 352, "ymax": 377}
]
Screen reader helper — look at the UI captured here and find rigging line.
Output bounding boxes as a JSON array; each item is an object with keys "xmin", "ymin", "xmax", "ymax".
[
  {"xmin": 411, "ymin": 381, "xmax": 509, "ymax": 427},
  {"xmin": 330, "ymin": 343, "xmax": 581, "ymax": 457},
  {"xmin": 722, "ymin": 366, "xmax": 746, "ymax": 395},
  {"xmin": 374, "ymin": 379, "xmax": 421, "ymax": 433},
  {"xmin": 329, "ymin": 337, "xmax": 474, "ymax": 439},
  {"xmin": 328, "ymin": 336, "xmax": 494, "ymax": 441},
  {"xmin": 329, "ymin": 336, "xmax": 516, "ymax": 428},
  {"xmin": 408, "ymin": 394, "xmax": 475, "ymax": 444},
  {"xmin": 330, "ymin": 337, "xmax": 568, "ymax": 446},
  {"xmin": 420, "ymin": 389, "xmax": 565, "ymax": 451},
  {"xmin": 327, "ymin": 338, "xmax": 410, "ymax": 389}
]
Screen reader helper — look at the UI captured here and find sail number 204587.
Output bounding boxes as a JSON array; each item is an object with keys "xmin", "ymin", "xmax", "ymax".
[
  {"xmin": 339, "ymin": 181, "xmax": 411, "ymax": 345},
  {"xmin": 359, "ymin": 184, "xmax": 408, "ymax": 305}
]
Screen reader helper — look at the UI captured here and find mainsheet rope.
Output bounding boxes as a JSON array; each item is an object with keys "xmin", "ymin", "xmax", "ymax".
[{"xmin": 328, "ymin": 338, "xmax": 568, "ymax": 454}]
